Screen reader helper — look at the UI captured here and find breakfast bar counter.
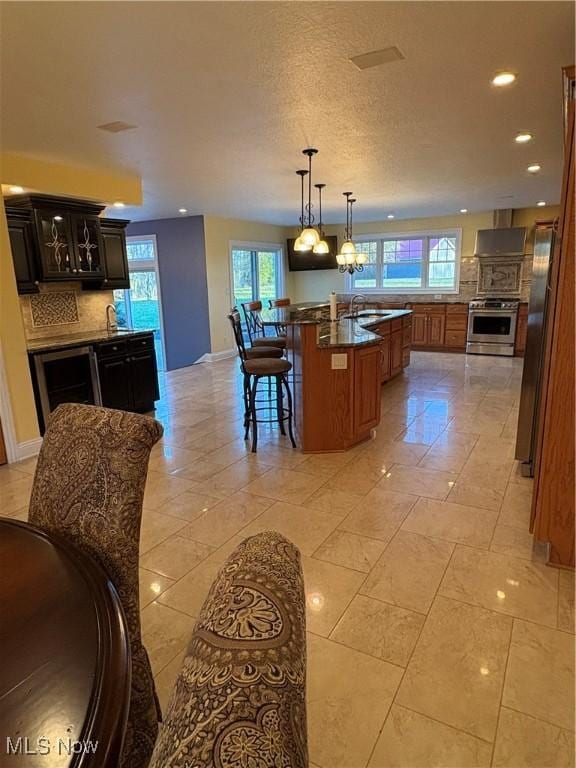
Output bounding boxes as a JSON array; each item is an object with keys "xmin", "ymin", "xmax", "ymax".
[{"xmin": 258, "ymin": 305, "xmax": 412, "ymax": 453}]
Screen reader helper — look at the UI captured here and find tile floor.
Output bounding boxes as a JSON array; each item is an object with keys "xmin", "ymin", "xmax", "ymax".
[{"xmin": 2, "ymin": 351, "xmax": 574, "ymax": 767}]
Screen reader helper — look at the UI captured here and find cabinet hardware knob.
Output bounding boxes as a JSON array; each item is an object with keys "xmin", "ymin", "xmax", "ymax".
[
  {"xmin": 103, "ymin": 279, "xmax": 108, "ymax": 283},
  {"xmin": 73, "ymin": 268, "xmax": 77, "ymax": 273},
  {"xmin": 34, "ymin": 280, "xmax": 40, "ymax": 285},
  {"xmin": 112, "ymin": 346, "xmax": 117, "ymax": 351}
]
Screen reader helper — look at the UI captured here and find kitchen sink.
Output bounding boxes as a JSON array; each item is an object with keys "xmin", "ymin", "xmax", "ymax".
[{"xmin": 343, "ymin": 312, "xmax": 391, "ymax": 321}]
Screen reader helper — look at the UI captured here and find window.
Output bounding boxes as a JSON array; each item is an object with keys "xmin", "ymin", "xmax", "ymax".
[
  {"xmin": 348, "ymin": 230, "xmax": 461, "ymax": 294},
  {"xmin": 230, "ymin": 243, "xmax": 284, "ymax": 306},
  {"xmin": 114, "ymin": 235, "xmax": 166, "ymax": 370}
]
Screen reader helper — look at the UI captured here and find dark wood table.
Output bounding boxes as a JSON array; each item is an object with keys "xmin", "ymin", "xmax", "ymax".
[{"xmin": 0, "ymin": 518, "xmax": 130, "ymax": 766}]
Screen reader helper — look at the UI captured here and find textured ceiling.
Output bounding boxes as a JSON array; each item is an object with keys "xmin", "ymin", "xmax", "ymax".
[{"xmin": 1, "ymin": 1, "xmax": 574, "ymax": 224}]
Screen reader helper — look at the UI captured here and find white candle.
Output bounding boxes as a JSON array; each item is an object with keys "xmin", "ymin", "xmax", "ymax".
[{"xmin": 329, "ymin": 291, "xmax": 337, "ymax": 322}]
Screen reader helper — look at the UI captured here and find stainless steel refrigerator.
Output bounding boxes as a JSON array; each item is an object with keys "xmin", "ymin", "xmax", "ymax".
[{"xmin": 515, "ymin": 224, "xmax": 555, "ymax": 475}]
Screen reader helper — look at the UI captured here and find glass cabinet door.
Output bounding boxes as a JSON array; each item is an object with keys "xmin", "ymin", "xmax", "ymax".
[
  {"xmin": 71, "ymin": 214, "xmax": 105, "ymax": 277},
  {"xmin": 35, "ymin": 210, "xmax": 75, "ymax": 277}
]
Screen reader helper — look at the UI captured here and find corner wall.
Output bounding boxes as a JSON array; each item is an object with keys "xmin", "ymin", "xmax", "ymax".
[
  {"xmin": 0, "ymin": 196, "xmax": 38, "ymax": 447},
  {"xmin": 127, "ymin": 216, "xmax": 211, "ymax": 369}
]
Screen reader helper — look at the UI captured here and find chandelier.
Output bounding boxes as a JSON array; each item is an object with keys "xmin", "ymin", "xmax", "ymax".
[
  {"xmin": 336, "ymin": 192, "xmax": 367, "ymax": 274},
  {"xmin": 294, "ymin": 148, "xmax": 329, "ymax": 254}
]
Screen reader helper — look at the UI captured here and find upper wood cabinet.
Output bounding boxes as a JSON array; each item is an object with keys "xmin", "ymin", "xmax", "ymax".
[
  {"xmin": 5, "ymin": 195, "xmax": 130, "ymax": 293},
  {"xmin": 6, "ymin": 208, "xmax": 39, "ymax": 294},
  {"xmin": 98, "ymin": 219, "xmax": 130, "ymax": 289}
]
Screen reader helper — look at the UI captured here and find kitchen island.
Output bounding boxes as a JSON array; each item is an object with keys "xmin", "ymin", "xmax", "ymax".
[{"xmin": 258, "ymin": 306, "xmax": 412, "ymax": 453}]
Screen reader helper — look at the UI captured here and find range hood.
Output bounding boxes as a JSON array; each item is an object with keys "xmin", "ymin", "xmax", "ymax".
[{"xmin": 474, "ymin": 209, "xmax": 526, "ymax": 257}]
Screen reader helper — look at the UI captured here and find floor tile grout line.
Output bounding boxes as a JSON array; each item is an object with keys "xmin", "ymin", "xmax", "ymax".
[
  {"xmin": 495, "ymin": 701, "xmax": 576, "ymax": 735},
  {"xmin": 489, "ymin": 614, "xmax": 515, "ymax": 766},
  {"xmin": 363, "ymin": 537, "xmax": 462, "ymax": 766}
]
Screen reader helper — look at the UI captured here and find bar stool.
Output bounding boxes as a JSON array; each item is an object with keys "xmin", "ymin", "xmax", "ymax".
[
  {"xmin": 241, "ymin": 300, "xmax": 287, "ymax": 351},
  {"xmin": 269, "ymin": 297, "xmax": 291, "ymax": 308},
  {"xmin": 228, "ymin": 311, "xmax": 296, "ymax": 453}
]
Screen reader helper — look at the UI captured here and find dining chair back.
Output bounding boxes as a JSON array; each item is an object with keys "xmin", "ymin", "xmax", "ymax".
[
  {"xmin": 149, "ymin": 532, "xmax": 308, "ymax": 768},
  {"xmin": 241, "ymin": 300, "xmax": 264, "ymax": 342},
  {"xmin": 228, "ymin": 307, "xmax": 249, "ymax": 362},
  {"xmin": 269, "ymin": 297, "xmax": 291, "ymax": 308},
  {"xmin": 28, "ymin": 403, "xmax": 164, "ymax": 768}
]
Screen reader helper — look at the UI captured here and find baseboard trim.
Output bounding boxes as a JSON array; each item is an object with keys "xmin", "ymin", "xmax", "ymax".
[
  {"xmin": 196, "ymin": 349, "xmax": 236, "ymax": 363},
  {"xmin": 15, "ymin": 437, "xmax": 43, "ymax": 461}
]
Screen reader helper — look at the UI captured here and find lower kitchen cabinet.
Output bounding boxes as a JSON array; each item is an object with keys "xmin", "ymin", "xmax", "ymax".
[
  {"xmin": 409, "ymin": 306, "xmax": 445, "ymax": 348},
  {"xmin": 98, "ymin": 356, "xmax": 133, "ymax": 411},
  {"xmin": 428, "ymin": 313, "xmax": 446, "ymax": 346},
  {"xmin": 391, "ymin": 330, "xmax": 403, "ymax": 376},
  {"xmin": 353, "ymin": 345, "xmax": 382, "ymax": 434},
  {"xmin": 444, "ymin": 303, "xmax": 469, "ymax": 350},
  {"xmin": 130, "ymin": 351, "xmax": 160, "ymax": 411},
  {"xmin": 380, "ymin": 336, "xmax": 391, "ymax": 381},
  {"xmin": 411, "ymin": 313, "xmax": 427, "ymax": 345},
  {"xmin": 97, "ymin": 334, "xmax": 159, "ymax": 413}
]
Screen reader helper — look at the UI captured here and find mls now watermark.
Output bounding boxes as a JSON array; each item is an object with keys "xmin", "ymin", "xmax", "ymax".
[{"xmin": 6, "ymin": 736, "xmax": 99, "ymax": 756}]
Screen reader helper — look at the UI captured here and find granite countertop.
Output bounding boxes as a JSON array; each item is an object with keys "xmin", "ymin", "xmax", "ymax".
[
  {"xmin": 316, "ymin": 309, "xmax": 412, "ymax": 348},
  {"xmin": 27, "ymin": 328, "xmax": 155, "ymax": 354}
]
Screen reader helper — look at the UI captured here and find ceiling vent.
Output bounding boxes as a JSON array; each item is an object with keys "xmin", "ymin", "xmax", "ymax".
[
  {"xmin": 97, "ymin": 121, "xmax": 137, "ymax": 133},
  {"xmin": 349, "ymin": 46, "xmax": 405, "ymax": 71}
]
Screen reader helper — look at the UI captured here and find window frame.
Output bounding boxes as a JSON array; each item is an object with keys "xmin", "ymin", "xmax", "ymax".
[
  {"xmin": 346, "ymin": 228, "xmax": 462, "ymax": 294},
  {"xmin": 115, "ymin": 234, "xmax": 166, "ymax": 370},
  {"xmin": 228, "ymin": 240, "xmax": 286, "ymax": 307}
]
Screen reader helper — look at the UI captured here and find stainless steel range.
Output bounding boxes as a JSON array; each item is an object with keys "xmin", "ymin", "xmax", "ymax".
[{"xmin": 467, "ymin": 298, "xmax": 519, "ymax": 356}]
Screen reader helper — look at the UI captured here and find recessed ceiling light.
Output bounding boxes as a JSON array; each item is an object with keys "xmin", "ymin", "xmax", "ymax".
[
  {"xmin": 387, "ymin": 213, "xmax": 395, "ymax": 219},
  {"xmin": 98, "ymin": 121, "xmax": 137, "ymax": 133},
  {"xmin": 113, "ymin": 201, "xmax": 125, "ymax": 208},
  {"xmin": 515, "ymin": 132, "xmax": 533, "ymax": 143},
  {"xmin": 178, "ymin": 208, "xmax": 188, "ymax": 214},
  {"xmin": 492, "ymin": 71, "xmax": 517, "ymax": 87},
  {"xmin": 537, "ymin": 200, "xmax": 546, "ymax": 207},
  {"xmin": 8, "ymin": 185, "xmax": 24, "ymax": 194},
  {"xmin": 527, "ymin": 164, "xmax": 541, "ymax": 173},
  {"xmin": 460, "ymin": 208, "xmax": 468, "ymax": 214}
]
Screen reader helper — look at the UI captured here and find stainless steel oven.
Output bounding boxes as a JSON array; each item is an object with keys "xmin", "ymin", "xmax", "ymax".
[{"xmin": 467, "ymin": 299, "xmax": 519, "ymax": 356}]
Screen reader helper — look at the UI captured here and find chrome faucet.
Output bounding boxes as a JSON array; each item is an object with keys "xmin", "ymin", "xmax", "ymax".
[
  {"xmin": 348, "ymin": 294, "xmax": 367, "ymax": 316},
  {"xmin": 105, "ymin": 303, "xmax": 117, "ymax": 332}
]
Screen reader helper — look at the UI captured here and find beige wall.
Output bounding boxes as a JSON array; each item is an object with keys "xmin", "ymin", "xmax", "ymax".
[
  {"xmin": 0, "ymin": 196, "xmax": 38, "ymax": 444},
  {"xmin": 288, "ymin": 206, "xmax": 560, "ymax": 303},
  {"xmin": 203, "ymin": 216, "xmax": 292, "ymax": 353}
]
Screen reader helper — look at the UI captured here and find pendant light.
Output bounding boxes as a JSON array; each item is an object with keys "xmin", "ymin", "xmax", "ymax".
[
  {"xmin": 313, "ymin": 183, "xmax": 329, "ymax": 254},
  {"xmin": 337, "ymin": 193, "xmax": 366, "ymax": 274},
  {"xmin": 294, "ymin": 169, "xmax": 311, "ymax": 252},
  {"xmin": 300, "ymin": 148, "xmax": 320, "ymax": 247}
]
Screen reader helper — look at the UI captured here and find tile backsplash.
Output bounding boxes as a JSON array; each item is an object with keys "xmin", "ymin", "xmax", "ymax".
[
  {"xmin": 30, "ymin": 291, "xmax": 79, "ymax": 327},
  {"xmin": 20, "ymin": 283, "xmax": 115, "ymax": 340}
]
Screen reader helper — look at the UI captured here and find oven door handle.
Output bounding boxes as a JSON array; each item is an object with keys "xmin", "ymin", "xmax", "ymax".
[{"xmin": 468, "ymin": 309, "xmax": 518, "ymax": 314}]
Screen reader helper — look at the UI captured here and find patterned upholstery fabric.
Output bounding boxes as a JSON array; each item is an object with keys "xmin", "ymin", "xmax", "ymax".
[
  {"xmin": 28, "ymin": 403, "xmax": 164, "ymax": 768},
  {"xmin": 150, "ymin": 532, "xmax": 308, "ymax": 768}
]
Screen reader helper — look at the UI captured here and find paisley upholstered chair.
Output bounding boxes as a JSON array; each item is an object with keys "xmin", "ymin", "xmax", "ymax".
[
  {"xmin": 28, "ymin": 403, "xmax": 164, "ymax": 768},
  {"xmin": 150, "ymin": 531, "xmax": 308, "ymax": 768}
]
